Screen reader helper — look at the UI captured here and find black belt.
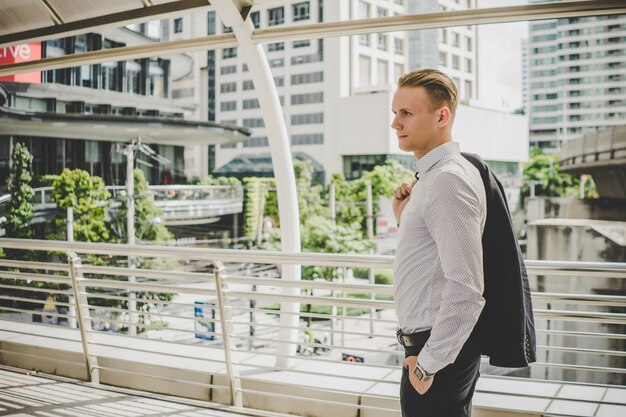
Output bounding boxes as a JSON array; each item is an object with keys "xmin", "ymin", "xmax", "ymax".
[{"xmin": 397, "ymin": 329, "xmax": 431, "ymax": 348}]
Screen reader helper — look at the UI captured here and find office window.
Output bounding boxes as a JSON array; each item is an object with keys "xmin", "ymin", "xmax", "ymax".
[
  {"xmin": 377, "ymin": 59, "xmax": 388, "ymax": 85},
  {"xmin": 453, "ymin": 77, "xmax": 461, "ymax": 88},
  {"xmin": 222, "ymin": 24, "xmax": 232, "ymax": 34},
  {"xmin": 291, "ymin": 92, "xmax": 324, "ymax": 105},
  {"xmin": 291, "ymin": 71, "xmax": 324, "ymax": 85},
  {"xmin": 269, "ymin": 58, "xmax": 284, "ymax": 67},
  {"xmin": 243, "ymin": 80, "xmax": 254, "ymax": 90},
  {"xmin": 465, "ymin": 36, "xmax": 472, "ymax": 52},
  {"xmin": 243, "ymin": 136, "xmax": 269, "ymax": 147},
  {"xmin": 242, "ymin": 64, "xmax": 248, "ymax": 72},
  {"xmin": 377, "ymin": 7, "xmax": 387, "ymax": 17},
  {"xmin": 452, "ymin": 54, "xmax": 460, "ymax": 70},
  {"xmin": 291, "ymin": 113, "xmax": 324, "ymax": 125},
  {"xmin": 293, "ymin": 40, "xmax": 310, "ymax": 48},
  {"xmin": 274, "ymin": 76, "xmax": 284, "ymax": 87},
  {"xmin": 243, "ymin": 98, "xmax": 260, "ymax": 109},
  {"xmin": 174, "ymin": 18, "xmax": 183, "ymax": 33},
  {"xmin": 223, "ymin": 47, "xmax": 237, "ymax": 59},
  {"xmin": 359, "ymin": 55, "xmax": 371, "ymax": 86},
  {"xmin": 394, "ymin": 63, "xmax": 404, "ymax": 81},
  {"xmin": 293, "ymin": 2, "xmax": 310, "ymax": 21},
  {"xmin": 220, "ymin": 101, "xmax": 237, "ymax": 111},
  {"xmin": 292, "ymin": 133, "xmax": 324, "ymax": 145},
  {"xmin": 359, "ymin": 1, "xmax": 370, "ymax": 19},
  {"xmin": 465, "ymin": 58, "xmax": 472, "ymax": 73},
  {"xmin": 394, "ymin": 38, "xmax": 403, "ymax": 54},
  {"xmin": 268, "ymin": 7, "xmax": 284, "ymax": 26},
  {"xmin": 452, "ymin": 32, "xmax": 460, "ymax": 48},
  {"xmin": 250, "ymin": 11, "xmax": 260, "ymax": 28},
  {"xmin": 268, "ymin": 42, "xmax": 285, "ymax": 52},
  {"xmin": 440, "ymin": 29, "xmax": 447, "ymax": 44},
  {"xmin": 464, "ymin": 80, "xmax": 472, "ymax": 100},
  {"xmin": 220, "ymin": 82, "xmax": 237, "ymax": 93},
  {"xmin": 359, "ymin": 34, "xmax": 370, "ymax": 46},
  {"xmin": 243, "ymin": 118, "xmax": 265, "ymax": 128},
  {"xmin": 377, "ymin": 34, "xmax": 387, "ymax": 50},
  {"xmin": 439, "ymin": 51, "xmax": 447, "ymax": 66}
]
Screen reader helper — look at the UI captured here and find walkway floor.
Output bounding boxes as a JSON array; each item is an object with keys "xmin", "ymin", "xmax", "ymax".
[{"xmin": 0, "ymin": 368, "xmax": 264, "ymax": 417}]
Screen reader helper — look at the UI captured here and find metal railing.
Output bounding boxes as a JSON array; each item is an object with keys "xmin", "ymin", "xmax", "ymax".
[
  {"xmin": 0, "ymin": 238, "xmax": 625, "ymax": 414},
  {"xmin": 0, "ymin": 184, "xmax": 244, "ymax": 224}
]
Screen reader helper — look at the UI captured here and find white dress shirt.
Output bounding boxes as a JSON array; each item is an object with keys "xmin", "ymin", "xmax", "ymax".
[{"xmin": 394, "ymin": 141, "xmax": 487, "ymax": 374}]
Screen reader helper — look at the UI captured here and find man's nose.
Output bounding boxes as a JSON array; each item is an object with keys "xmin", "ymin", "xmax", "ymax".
[{"xmin": 391, "ymin": 117, "xmax": 400, "ymax": 130}]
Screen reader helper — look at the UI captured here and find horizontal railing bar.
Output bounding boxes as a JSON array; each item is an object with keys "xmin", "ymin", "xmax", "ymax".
[
  {"xmin": 0, "ymin": 306, "xmax": 73, "ymax": 320},
  {"xmin": 536, "ymin": 344, "xmax": 626, "ymax": 357},
  {"xmin": 77, "ymin": 280, "xmax": 215, "ymax": 295},
  {"xmin": 85, "ymin": 306, "xmax": 219, "ymax": 324},
  {"xmin": 534, "ymin": 309, "xmax": 626, "ymax": 324},
  {"xmin": 0, "ymin": 295, "xmax": 71, "ymax": 308},
  {"xmin": 3, "ymin": 239, "xmax": 625, "ymax": 273},
  {"xmin": 84, "ymin": 316, "xmax": 223, "ymax": 335},
  {"xmin": 0, "ymin": 271, "xmax": 71, "ymax": 285},
  {"xmin": 0, "ymin": 283, "xmax": 72, "ymax": 296},
  {"xmin": 230, "ymin": 306, "xmax": 398, "ymax": 323},
  {"xmin": 224, "ymin": 275, "xmax": 395, "ymax": 294},
  {"xmin": 531, "ymin": 361, "xmax": 626, "ymax": 373},
  {"xmin": 0, "ymin": 348, "xmax": 85, "ymax": 367},
  {"xmin": 0, "ymin": 259, "xmax": 69, "ymax": 272},
  {"xmin": 81, "ymin": 264, "xmax": 216, "ymax": 282},
  {"xmin": 532, "ymin": 292, "xmax": 626, "ymax": 306},
  {"xmin": 225, "ymin": 291, "xmax": 394, "ymax": 309},
  {"xmin": 82, "ymin": 292, "xmax": 215, "ymax": 310},
  {"xmin": 84, "ymin": 328, "xmax": 224, "ymax": 348},
  {"xmin": 534, "ymin": 328, "xmax": 626, "ymax": 340}
]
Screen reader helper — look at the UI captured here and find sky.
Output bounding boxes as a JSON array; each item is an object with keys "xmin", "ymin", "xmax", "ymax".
[{"xmin": 476, "ymin": 0, "xmax": 529, "ymax": 112}]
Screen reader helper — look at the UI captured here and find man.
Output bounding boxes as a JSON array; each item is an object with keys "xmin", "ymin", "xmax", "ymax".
[{"xmin": 391, "ymin": 68, "xmax": 487, "ymax": 416}]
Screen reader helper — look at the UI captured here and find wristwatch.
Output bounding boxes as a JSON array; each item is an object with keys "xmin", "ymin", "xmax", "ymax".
[{"xmin": 413, "ymin": 361, "xmax": 434, "ymax": 382}]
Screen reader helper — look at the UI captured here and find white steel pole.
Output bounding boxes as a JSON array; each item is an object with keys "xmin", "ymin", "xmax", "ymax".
[
  {"xmin": 126, "ymin": 139, "xmax": 137, "ymax": 337},
  {"xmin": 211, "ymin": 0, "xmax": 301, "ymax": 369}
]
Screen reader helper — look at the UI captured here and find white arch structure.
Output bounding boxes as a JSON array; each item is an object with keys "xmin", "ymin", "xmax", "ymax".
[{"xmin": 0, "ymin": 0, "xmax": 625, "ymax": 369}]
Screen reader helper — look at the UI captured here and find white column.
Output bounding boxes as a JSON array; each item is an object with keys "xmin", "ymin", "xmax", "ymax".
[
  {"xmin": 211, "ymin": 1, "xmax": 302, "ymax": 369},
  {"xmin": 126, "ymin": 139, "xmax": 137, "ymax": 337}
]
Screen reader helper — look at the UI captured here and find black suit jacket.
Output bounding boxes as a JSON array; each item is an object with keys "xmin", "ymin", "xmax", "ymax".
[{"xmin": 462, "ymin": 152, "xmax": 537, "ymax": 367}]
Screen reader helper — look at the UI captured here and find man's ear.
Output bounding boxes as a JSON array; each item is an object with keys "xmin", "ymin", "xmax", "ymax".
[{"xmin": 438, "ymin": 107, "xmax": 452, "ymax": 127}]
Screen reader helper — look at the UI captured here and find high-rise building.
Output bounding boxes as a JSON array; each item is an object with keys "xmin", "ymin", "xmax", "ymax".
[
  {"xmin": 528, "ymin": 7, "xmax": 626, "ymax": 152},
  {"xmin": 521, "ymin": 38, "xmax": 529, "ymax": 113},
  {"xmin": 170, "ymin": 0, "xmax": 523, "ymax": 185}
]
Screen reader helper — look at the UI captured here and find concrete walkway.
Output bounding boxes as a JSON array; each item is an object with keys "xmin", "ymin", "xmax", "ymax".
[{"xmin": 0, "ymin": 368, "xmax": 275, "ymax": 417}]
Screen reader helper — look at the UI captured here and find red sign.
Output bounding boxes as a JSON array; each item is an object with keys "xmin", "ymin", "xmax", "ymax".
[{"xmin": 0, "ymin": 43, "xmax": 42, "ymax": 83}]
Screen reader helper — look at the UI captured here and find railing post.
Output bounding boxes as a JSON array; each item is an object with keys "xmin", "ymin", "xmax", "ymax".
[
  {"xmin": 67, "ymin": 251, "xmax": 99, "ymax": 384},
  {"xmin": 212, "ymin": 260, "xmax": 242, "ymax": 407}
]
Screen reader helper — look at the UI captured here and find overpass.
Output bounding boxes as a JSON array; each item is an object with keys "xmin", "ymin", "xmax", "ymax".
[
  {"xmin": 0, "ymin": 184, "xmax": 243, "ymax": 234},
  {"xmin": 560, "ymin": 125, "xmax": 626, "ymax": 200}
]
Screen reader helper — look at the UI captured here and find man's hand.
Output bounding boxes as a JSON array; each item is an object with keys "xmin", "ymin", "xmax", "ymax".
[
  {"xmin": 403, "ymin": 356, "xmax": 434, "ymax": 395},
  {"xmin": 393, "ymin": 180, "xmax": 417, "ymax": 225}
]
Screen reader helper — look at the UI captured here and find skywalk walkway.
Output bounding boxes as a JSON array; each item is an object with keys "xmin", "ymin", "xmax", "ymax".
[{"xmin": 0, "ymin": 368, "xmax": 284, "ymax": 417}]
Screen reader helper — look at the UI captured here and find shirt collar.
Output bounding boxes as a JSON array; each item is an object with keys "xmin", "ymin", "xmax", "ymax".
[{"xmin": 414, "ymin": 141, "xmax": 460, "ymax": 177}]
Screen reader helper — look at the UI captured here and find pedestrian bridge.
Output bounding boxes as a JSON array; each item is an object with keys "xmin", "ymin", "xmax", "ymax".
[
  {"xmin": 0, "ymin": 185, "xmax": 243, "ymax": 232},
  {"xmin": 0, "ymin": 238, "xmax": 625, "ymax": 417}
]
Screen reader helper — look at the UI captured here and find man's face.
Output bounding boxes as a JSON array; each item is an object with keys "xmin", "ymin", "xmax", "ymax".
[{"xmin": 391, "ymin": 86, "xmax": 443, "ymax": 158}]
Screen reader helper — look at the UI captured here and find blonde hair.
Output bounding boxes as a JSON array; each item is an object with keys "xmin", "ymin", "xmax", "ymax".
[{"xmin": 397, "ymin": 68, "xmax": 458, "ymax": 116}]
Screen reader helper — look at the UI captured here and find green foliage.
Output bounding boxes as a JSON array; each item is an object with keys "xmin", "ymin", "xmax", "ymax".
[
  {"xmin": 114, "ymin": 169, "xmax": 173, "ymax": 243},
  {"xmin": 200, "ymin": 175, "xmax": 242, "ymax": 187},
  {"xmin": 300, "ymin": 215, "xmax": 374, "ymax": 280},
  {"xmin": 49, "ymin": 169, "xmax": 112, "ymax": 243},
  {"xmin": 4, "ymin": 142, "xmax": 34, "ymax": 240},
  {"xmin": 294, "ymin": 160, "xmax": 327, "ymax": 224},
  {"xmin": 243, "ymin": 177, "xmax": 276, "ymax": 239},
  {"xmin": 522, "ymin": 148, "xmax": 597, "ymax": 200},
  {"xmin": 331, "ymin": 160, "xmax": 413, "ymax": 231}
]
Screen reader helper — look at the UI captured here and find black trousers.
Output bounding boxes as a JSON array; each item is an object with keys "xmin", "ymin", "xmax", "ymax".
[{"xmin": 400, "ymin": 331, "xmax": 481, "ymax": 417}]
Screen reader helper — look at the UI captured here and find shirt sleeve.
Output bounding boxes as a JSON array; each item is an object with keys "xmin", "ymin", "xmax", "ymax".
[{"xmin": 418, "ymin": 171, "xmax": 485, "ymax": 374}]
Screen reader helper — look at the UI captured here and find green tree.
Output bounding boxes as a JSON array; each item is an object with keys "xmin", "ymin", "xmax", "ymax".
[
  {"xmin": 522, "ymin": 148, "xmax": 597, "ymax": 200},
  {"xmin": 331, "ymin": 160, "xmax": 414, "ymax": 231},
  {"xmin": 4, "ymin": 142, "xmax": 34, "ymax": 240},
  {"xmin": 50, "ymin": 169, "xmax": 112, "ymax": 243},
  {"xmin": 114, "ymin": 169, "xmax": 173, "ymax": 243}
]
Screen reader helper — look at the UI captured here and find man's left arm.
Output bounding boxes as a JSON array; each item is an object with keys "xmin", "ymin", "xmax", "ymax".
[{"xmin": 419, "ymin": 172, "xmax": 486, "ymax": 376}]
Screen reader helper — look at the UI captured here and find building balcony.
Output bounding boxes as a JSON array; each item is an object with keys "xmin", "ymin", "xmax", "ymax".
[{"xmin": 0, "ymin": 239, "xmax": 624, "ymax": 417}]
